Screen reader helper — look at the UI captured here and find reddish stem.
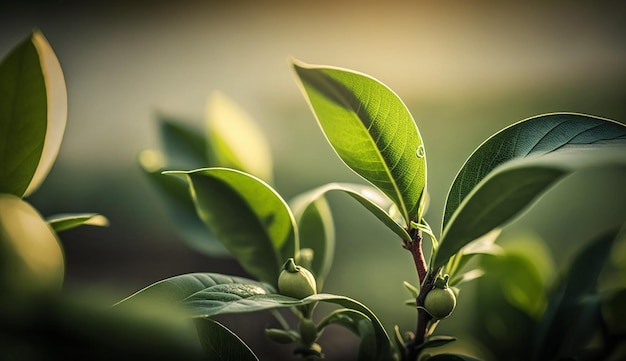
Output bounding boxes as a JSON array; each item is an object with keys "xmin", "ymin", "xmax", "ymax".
[{"xmin": 402, "ymin": 228, "xmax": 427, "ymax": 284}]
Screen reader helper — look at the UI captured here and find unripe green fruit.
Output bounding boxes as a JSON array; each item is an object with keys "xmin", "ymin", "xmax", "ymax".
[
  {"xmin": 278, "ymin": 258, "xmax": 317, "ymax": 299},
  {"xmin": 424, "ymin": 286, "xmax": 456, "ymax": 320}
]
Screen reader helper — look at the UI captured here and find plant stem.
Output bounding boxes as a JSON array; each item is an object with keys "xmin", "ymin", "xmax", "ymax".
[{"xmin": 403, "ymin": 228, "xmax": 427, "ymax": 284}]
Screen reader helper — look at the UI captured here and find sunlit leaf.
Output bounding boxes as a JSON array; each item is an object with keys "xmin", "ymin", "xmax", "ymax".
[
  {"xmin": 293, "ymin": 60, "xmax": 427, "ymax": 224},
  {"xmin": 195, "ymin": 318, "xmax": 259, "ymax": 361},
  {"xmin": 288, "ymin": 191, "xmax": 334, "ymax": 290},
  {"xmin": 0, "ymin": 193, "xmax": 64, "ymax": 295},
  {"xmin": 206, "ymin": 91, "xmax": 273, "ymax": 184},
  {"xmin": 47, "ymin": 213, "xmax": 109, "ymax": 232},
  {"xmin": 435, "ymin": 114, "xmax": 626, "ymax": 269},
  {"xmin": 0, "ymin": 31, "xmax": 67, "ymax": 197},
  {"xmin": 532, "ymin": 228, "xmax": 621, "ymax": 360},
  {"xmin": 139, "ymin": 155, "xmax": 229, "ymax": 256},
  {"xmin": 318, "ymin": 309, "xmax": 377, "ymax": 361},
  {"xmin": 166, "ymin": 168, "xmax": 296, "ymax": 285}
]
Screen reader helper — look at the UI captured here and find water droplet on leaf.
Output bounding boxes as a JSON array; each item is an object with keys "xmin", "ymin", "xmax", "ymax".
[{"xmin": 416, "ymin": 145, "xmax": 425, "ymax": 158}]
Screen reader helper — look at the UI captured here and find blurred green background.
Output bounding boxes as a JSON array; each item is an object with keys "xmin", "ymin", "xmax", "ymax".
[{"xmin": 2, "ymin": 1, "xmax": 625, "ymax": 359}]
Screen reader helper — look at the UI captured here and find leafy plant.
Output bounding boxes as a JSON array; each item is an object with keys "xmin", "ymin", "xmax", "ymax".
[
  {"xmin": 133, "ymin": 58, "xmax": 626, "ymax": 360},
  {"xmin": 2, "ymin": 30, "xmax": 625, "ymax": 361}
]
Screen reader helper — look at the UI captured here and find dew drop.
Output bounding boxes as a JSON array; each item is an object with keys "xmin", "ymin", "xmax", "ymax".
[{"xmin": 416, "ymin": 145, "xmax": 425, "ymax": 158}]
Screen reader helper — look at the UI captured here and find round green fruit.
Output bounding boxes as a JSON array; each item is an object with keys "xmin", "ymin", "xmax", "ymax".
[
  {"xmin": 278, "ymin": 258, "xmax": 317, "ymax": 299},
  {"xmin": 424, "ymin": 286, "xmax": 456, "ymax": 320}
]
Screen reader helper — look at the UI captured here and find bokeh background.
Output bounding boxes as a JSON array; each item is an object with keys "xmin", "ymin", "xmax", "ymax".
[{"xmin": 3, "ymin": 1, "xmax": 625, "ymax": 359}]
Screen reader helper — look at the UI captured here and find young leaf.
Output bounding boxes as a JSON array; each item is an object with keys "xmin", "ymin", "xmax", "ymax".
[
  {"xmin": 293, "ymin": 59, "xmax": 427, "ymax": 224},
  {"xmin": 0, "ymin": 31, "xmax": 67, "ymax": 197},
  {"xmin": 157, "ymin": 115, "xmax": 210, "ymax": 170},
  {"xmin": 47, "ymin": 213, "xmax": 109, "ymax": 232},
  {"xmin": 195, "ymin": 318, "xmax": 259, "ymax": 361},
  {"xmin": 435, "ymin": 114, "xmax": 626, "ymax": 269},
  {"xmin": 288, "ymin": 191, "xmax": 334, "ymax": 290},
  {"xmin": 206, "ymin": 91, "xmax": 273, "ymax": 184},
  {"xmin": 166, "ymin": 168, "xmax": 296, "ymax": 285}
]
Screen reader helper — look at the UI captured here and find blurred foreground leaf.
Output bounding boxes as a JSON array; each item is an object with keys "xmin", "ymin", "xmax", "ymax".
[
  {"xmin": 195, "ymin": 318, "xmax": 258, "ymax": 361},
  {"xmin": 47, "ymin": 213, "xmax": 109, "ymax": 232}
]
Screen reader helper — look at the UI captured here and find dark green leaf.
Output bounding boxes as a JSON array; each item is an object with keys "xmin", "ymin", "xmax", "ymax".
[
  {"xmin": 532, "ymin": 228, "xmax": 621, "ymax": 360},
  {"xmin": 167, "ymin": 168, "xmax": 296, "ymax": 285},
  {"xmin": 318, "ymin": 309, "xmax": 377, "ymax": 361},
  {"xmin": 206, "ymin": 91, "xmax": 273, "ymax": 184},
  {"xmin": 139, "ymin": 161, "xmax": 229, "ymax": 256},
  {"xmin": 436, "ymin": 114, "xmax": 626, "ymax": 269},
  {"xmin": 158, "ymin": 115, "xmax": 209, "ymax": 170},
  {"xmin": 423, "ymin": 353, "xmax": 482, "ymax": 361},
  {"xmin": 195, "ymin": 318, "xmax": 258, "ymax": 361},
  {"xmin": 293, "ymin": 60, "xmax": 427, "ymax": 224},
  {"xmin": 0, "ymin": 31, "xmax": 66, "ymax": 197},
  {"xmin": 47, "ymin": 213, "xmax": 109, "ymax": 232}
]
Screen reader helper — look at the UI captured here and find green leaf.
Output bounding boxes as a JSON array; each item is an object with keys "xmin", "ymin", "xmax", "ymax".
[
  {"xmin": 158, "ymin": 115, "xmax": 210, "ymax": 170},
  {"xmin": 195, "ymin": 318, "xmax": 259, "ymax": 361},
  {"xmin": 47, "ymin": 213, "xmax": 109, "ymax": 232},
  {"xmin": 206, "ymin": 91, "xmax": 273, "ymax": 184},
  {"xmin": 532, "ymin": 228, "xmax": 621, "ymax": 360},
  {"xmin": 139, "ymin": 157, "xmax": 229, "ymax": 256},
  {"xmin": 0, "ymin": 193, "xmax": 64, "ymax": 295},
  {"xmin": 318, "ymin": 309, "xmax": 377, "ymax": 361},
  {"xmin": 435, "ymin": 113, "xmax": 626, "ymax": 269},
  {"xmin": 288, "ymin": 190, "xmax": 334, "ymax": 290},
  {"xmin": 293, "ymin": 60, "xmax": 427, "ymax": 224},
  {"xmin": 167, "ymin": 168, "xmax": 297, "ymax": 285},
  {"xmin": 423, "ymin": 353, "xmax": 482, "ymax": 361},
  {"xmin": 0, "ymin": 31, "xmax": 67, "ymax": 197}
]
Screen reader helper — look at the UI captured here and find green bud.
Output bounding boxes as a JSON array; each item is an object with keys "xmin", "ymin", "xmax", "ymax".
[
  {"xmin": 278, "ymin": 258, "xmax": 317, "ymax": 299},
  {"xmin": 265, "ymin": 328, "xmax": 299, "ymax": 344},
  {"xmin": 423, "ymin": 274, "xmax": 456, "ymax": 320},
  {"xmin": 299, "ymin": 318, "xmax": 318, "ymax": 346}
]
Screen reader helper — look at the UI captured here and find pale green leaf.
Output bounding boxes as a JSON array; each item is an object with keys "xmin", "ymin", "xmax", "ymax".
[
  {"xmin": 166, "ymin": 168, "xmax": 296, "ymax": 285},
  {"xmin": 0, "ymin": 31, "xmax": 67, "ymax": 197},
  {"xmin": 293, "ymin": 60, "xmax": 427, "ymax": 224},
  {"xmin": 47, "ymin": 213, "xmax": 109, "ymax": 232},
  {"xmin": 435, "ymin": 114, "xmax": 626, "ymax": 269},
  {"xmin": 195, "ymin": 318, "xmax": 259, "ymax": 361},
  {"xmin": 206, "ymin": 91, "xmax": 273, "ymax": 184}
]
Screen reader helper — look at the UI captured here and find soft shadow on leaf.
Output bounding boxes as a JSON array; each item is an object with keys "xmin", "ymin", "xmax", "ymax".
[
  {"xmin": 435, "ymin": 114, "xmax": 626, "ymax": 269},
  {"xmin": 157, "ymin": 115, "xmax": 209, "ymax": 170},
  {"xmin": 292, "ymin": 59, "xmax": 427, "ymax": 224},
  {"xmin": 47, "ymin": 213, "xmax": 109, "ymax": 232},
  {"xmin": 167, "ymin": 168, "xmax": 296, "ymax": 285},
  {"xmin": 195, "ymin": 318, "xmax": 258, "ymax": 361}
]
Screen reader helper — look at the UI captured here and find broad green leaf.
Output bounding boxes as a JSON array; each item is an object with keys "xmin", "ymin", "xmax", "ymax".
[
  {"xmin": 293, "ymin": 60, "xmax": 427, "ymax": 224},
  {"xmin": 0, "ymin": 193, "xmax": 64, "ymax": 295},
  {"xmin": 0, "ymin": 31, "xmax": 67, "ymax": 197},
  {"xmin": 532, "ymin": 228, "xmax": 621, "ymax": 360},
  {"xmin": 443, "ymin": 113, "xmax": 626, "ymax": 230},
  {"xmin": 184, "ymin": 293, "xmax": 393, "ymax": 361},
  {"xmin": 158, "ymin": 115, "xmax": 209, "ymax": 170},
  {"xmin": 195, "ymin": 318, "xmax": 259, "ymax": 361},
  {"xmin": 139, "ymin": 154, "xmax": 229, "ymax": 256},
  {"xmin": 47, "ymin": 213, "xmax": 109, "ymax": 232},
  {"xmin": 167, "ymin": 168, "xmax": 296, "ymax": 285},
  {"xmin": 288, "ymin": 191, "xmax": 335, "ymax": 290},
  {"xmin": 435, "ymin": 114, "xmax": 626, "ymax": 269},
  {"xmin": 206, "ymin": 91, "xmax": 273, "ymax": 184},
  {"xmin": 317, "ymin": 309, "xmax": 377, "ymax": 361},
  {"xmin": 115, "ymin": 273, "xmax": 275, "ymax": 308}
]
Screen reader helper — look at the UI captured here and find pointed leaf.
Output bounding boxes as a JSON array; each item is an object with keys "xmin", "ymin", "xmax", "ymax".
[
  {"xmin": 47, "ymin": 213, "xmax": 109, "ymax": 232},
  {"xmin": 0, "ymin": 31, "xmax": 67, "ymax": 197},
  {"xmin": 139, "ymin": 156, "xmax": 229, "ymax": 256},
  {"xmin": 293, "ymin": 60, "xmax": 427, "ymax": 224},
  {"xmin": 195, "ymin": 318, "xmax": 259, "ymax": 361},
  {"xmin": 158, "ymin": 115, "xmax": 210, "ymax": 170},
  {"xmin": 206, "ymin": 91, "xmax": 273, "ymax": 183},
  {"xmin": 435, "ymin": 114, "xmax": 626, "ymax": 269},
  {"xmin": 288, "ymin": 191, "xmax": 334, "ymax": 289},
  {"xmin": 167, "ymin": 168, "xmax": 296, "ymax": 285}
]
